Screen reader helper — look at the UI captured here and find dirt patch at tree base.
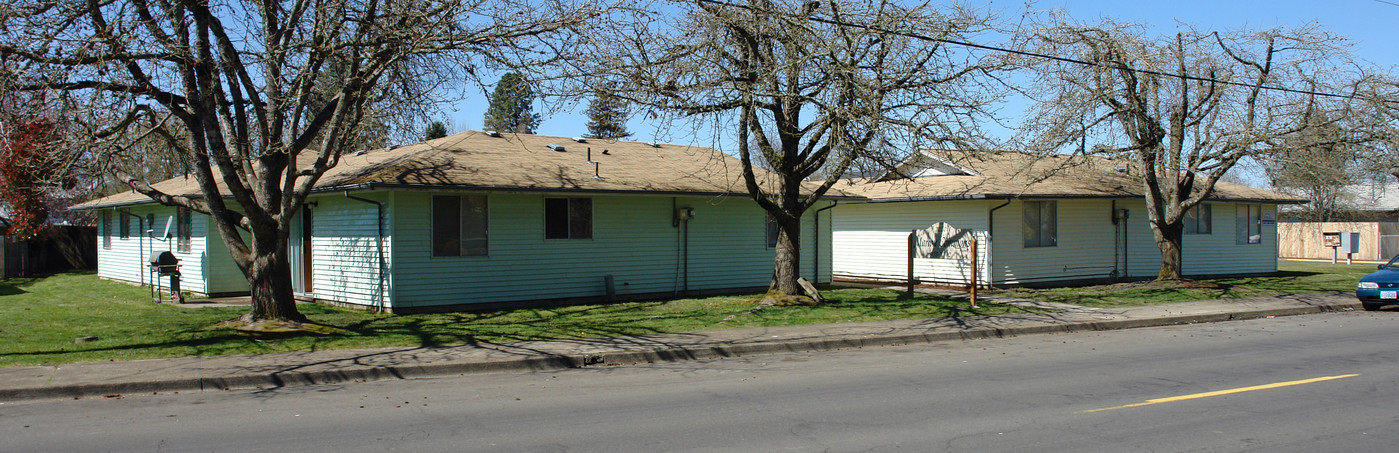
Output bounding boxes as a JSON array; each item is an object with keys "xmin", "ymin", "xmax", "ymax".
[{"xmin": 215, "ymin": 318, "xmax": 345, "ymax": 335}]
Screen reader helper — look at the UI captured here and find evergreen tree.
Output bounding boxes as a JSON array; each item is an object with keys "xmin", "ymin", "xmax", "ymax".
[
  {"xmin": 424, "ymin": 121, "xmax": 448, "ymax": 140},
  {"xmin": 482, "ymin": 72, "xmax": 539, "ymax": 134},
  {"xmin": 584, "ymin": 90, "xmax": 631, "ymax": 139}
]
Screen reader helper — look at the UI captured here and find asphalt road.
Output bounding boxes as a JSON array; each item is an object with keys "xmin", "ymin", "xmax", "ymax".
[{"xmin": 5, "ymin": 310, "xmax": 1399, "ymax": 452}]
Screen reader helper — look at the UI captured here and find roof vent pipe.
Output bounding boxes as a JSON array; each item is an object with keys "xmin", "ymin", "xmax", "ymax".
[
  {"xmin": 594, "ymin": 161, "xmax": 604, "ymax": 180},
  {"xmin": 586, "ymin": 147, "xmax": 594, "ymax": 164}
]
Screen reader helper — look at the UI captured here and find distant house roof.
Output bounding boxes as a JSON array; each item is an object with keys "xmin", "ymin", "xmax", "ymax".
[
  {"xmin": 1275, "ymin": 182, "xmax": 1399, "ymax": 218},
  {"xmin": 73, "ymin": 131, "xmax": 861, "ymax": 210},
  {"xmin": 1333, "ymin": 183, "xmax": 1399, "ymax": 212},
  {"xmin": 838, "ymin": 150, "xmax": 1308, "ymax": 204}
]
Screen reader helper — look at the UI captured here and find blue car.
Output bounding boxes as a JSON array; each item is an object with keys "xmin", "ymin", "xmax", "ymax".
[{"xmin": 1357, "ymin": 256, "xmax": 1399, "ymax": 311}]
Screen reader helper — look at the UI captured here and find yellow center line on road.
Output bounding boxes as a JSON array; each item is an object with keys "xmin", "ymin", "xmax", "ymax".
[{"xmin": 1079, "ymin": 374, "xmax": 1360, "ymax": 414}]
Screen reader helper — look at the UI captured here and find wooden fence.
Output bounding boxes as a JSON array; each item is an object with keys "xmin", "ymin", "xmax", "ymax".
[
  {"xmin": 1277, "ymin": 221, "xmax": 1399, "ymax": 261},
  {"xmin": 1, "ymin": 226, "xmax": 96, "ymax": 278}
]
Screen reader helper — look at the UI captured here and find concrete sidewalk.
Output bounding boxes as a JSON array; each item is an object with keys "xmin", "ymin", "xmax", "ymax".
[{"xmin": 0, "ymin": 292, "xmax": 1361, "ymax": 402}]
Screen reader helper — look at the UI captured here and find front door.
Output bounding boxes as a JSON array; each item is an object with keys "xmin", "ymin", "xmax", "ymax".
[
  {"xmin": 301, "ymin": 205, "xmax": 313, "ymax": 293},
  {"xmin": 291, "ymin": 205, "xmax": 313, "ymax": 294}
]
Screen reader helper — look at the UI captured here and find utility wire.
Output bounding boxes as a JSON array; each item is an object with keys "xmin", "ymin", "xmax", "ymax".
[{"xmin": 695, "ymin": 0, "xmax": 1370, "ymax": 102}]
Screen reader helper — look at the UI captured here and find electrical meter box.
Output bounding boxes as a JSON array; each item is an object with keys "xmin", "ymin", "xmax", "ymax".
[{"xmin": 1339, "ymin": 232, "xmax": 1361, "ymax": 254}]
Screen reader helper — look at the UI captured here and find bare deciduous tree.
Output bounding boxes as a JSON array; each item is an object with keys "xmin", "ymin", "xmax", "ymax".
[
  {"xmin": 1261, "ymin": 110, "xmax": 1364, "ymax": 221},
  {"xmin": 586, "ymin": 0, "xmax": 1013, "ymax": 301},
  {"xmin": 1024, "ymin": 17, "xmax": 1355, "ymax": 280},
  {"xmin": 0, "ymin": 0, "xmax": 593, "ymax": 325},
  {"xmin": 1351, "ymin": 77, "xmax": 1399, "ymax": 187}
]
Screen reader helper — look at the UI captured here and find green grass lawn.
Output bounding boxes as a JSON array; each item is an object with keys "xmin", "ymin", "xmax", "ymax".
[
  {"xmin": 991, "ymin": 261, "xmax": 1371, "ymax": 308},
  {"xmin": 0, "ymin": 271, "xmax": 1033, "ymax": 367},
  {"xmin": 4, "ymin": 262, "xmax": 1369, "ymax": 367}
]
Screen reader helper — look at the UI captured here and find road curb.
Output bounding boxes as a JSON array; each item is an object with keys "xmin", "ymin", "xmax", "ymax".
[{"xmin": 0, "ymin": 301, "xmax": 1360, "ymax": 402}]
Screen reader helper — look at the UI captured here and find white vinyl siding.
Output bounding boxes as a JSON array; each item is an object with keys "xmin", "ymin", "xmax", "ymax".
[
  {"xmin": 835, "ymin": 198, "xmax": 1280, "ymax": 286},
  {"xmin": 832, "ymin": 200, "xmax": 990, "ymax": 286},
  {"xmin": 991, "ymin": 199, "xmax": 1109, "ymax": 284},
  {"xmin": 95, "ymin": 205, "xmax": 247, "ymax": 296},
  {"xmin": 995, "ymin": 199, "xmax": 1278, "ymax": 283}
]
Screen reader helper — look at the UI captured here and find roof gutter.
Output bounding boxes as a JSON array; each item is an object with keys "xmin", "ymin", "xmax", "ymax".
[
  {"xmin": 985, "ymin": 198, "xmax": 1014, "ymax": 288},
  {"xmin": 863, "ymin": 193, "xmax": 1307, "ymax": 204},
  {"xmin": 342, "ymin": 191, "xmax": 388, "ymax": 313},
  {"xmin": 813, "ymin": 200, "xmax": 838, "ymax": 283},
  {"xmin": 317, "ymin": 182, "xmax": 869, "ymax": 201}
]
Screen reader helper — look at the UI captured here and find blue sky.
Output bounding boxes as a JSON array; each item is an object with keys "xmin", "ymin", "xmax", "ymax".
[
  {"xmin": 1054, "ymin": 0, "xmax": 1397, "ymax": 65},
  {"xmin": 444, "ymin": 0, "xmax": 1398, "ymax": 148}
]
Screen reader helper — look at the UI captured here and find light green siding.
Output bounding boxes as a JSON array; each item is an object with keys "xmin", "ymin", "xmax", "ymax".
[
  {"xmin": 1178, "ymin": 202, "xmax": 1279, "ymax": 276},
  {"xmin": 203, "ymin": 217, "xmax": 250, "ymax": 295},
  {"xmin": 94, "ymin": 191, "xmax": 835, "ymax": 310},
  {"xmin": 306, "ymin": 194, "xmax": 392, "ymax": 308},
  {"xmin": 381, "ymin": 192, "xmax": 831, "ymax": 310}
]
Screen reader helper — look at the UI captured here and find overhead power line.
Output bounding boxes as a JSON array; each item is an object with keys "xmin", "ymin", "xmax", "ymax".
[{"xmin": 694, "ymin": 0, "xmax": 1368, "ymax": 102}]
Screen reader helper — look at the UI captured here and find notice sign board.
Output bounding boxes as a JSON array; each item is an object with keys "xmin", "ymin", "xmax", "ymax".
[
  {"xmin": 1323, "ymin": 232, "xmax": 1341, "ymax": 247},
  {"xmin": 1261, "ymin": 211, "xmax": 1276, "ymax": 226}
]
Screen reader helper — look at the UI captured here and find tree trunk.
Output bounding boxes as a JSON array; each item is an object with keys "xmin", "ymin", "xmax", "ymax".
[
  {"xmin": 771, "ymin": 214, "xmax": 802, "ymax": 296},
  {"xmin": 229, "ymin": 224, "xmax": 307, "ymax": 324},
  {"xmin": 243, "ymin": 251, "xmax": 306, "ymax": 322},
  {"xmin": 1152, "ymin": 221, "xmax": 1185, "ymax": 281}
]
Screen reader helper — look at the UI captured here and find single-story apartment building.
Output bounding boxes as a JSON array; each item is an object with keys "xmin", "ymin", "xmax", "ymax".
[
  {"xmin": 830, "ymin": 150, "xmax": 1307, "ymax": 287},
  {"xmin": 73, "ymin": 131, "xmax": 849, "ymax": 313}
]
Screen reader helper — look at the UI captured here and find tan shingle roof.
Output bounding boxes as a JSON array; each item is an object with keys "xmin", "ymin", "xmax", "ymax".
[
  {"xmin": 74, "ymin": 131, "xmax": 861, "ymax": 209},
  {"xmin": 837, "ymin": 150, "xmax": 1307, "ymax": 204}
]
